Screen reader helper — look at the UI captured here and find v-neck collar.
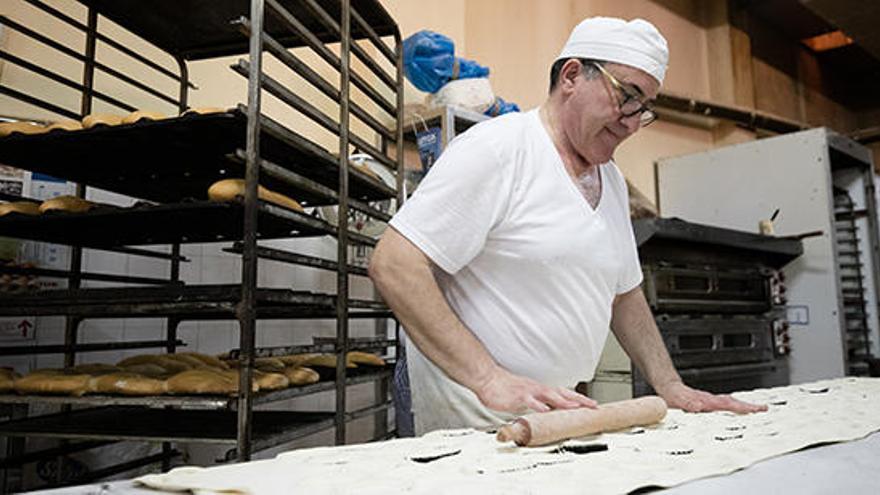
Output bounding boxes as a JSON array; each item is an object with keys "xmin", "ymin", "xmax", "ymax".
[{"xmin": 532, "ymin": 109, "xmax": 605, "ymax": 215}]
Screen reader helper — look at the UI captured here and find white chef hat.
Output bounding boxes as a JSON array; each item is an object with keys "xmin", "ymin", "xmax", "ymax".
[{"xmin": 557, "ymin": 17, "xmax": 669, "ymax": 85}]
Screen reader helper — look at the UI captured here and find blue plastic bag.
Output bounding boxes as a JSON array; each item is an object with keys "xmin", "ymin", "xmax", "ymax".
[
  {"xmin": 403, "ymin": 30, "xmax": 490, "ymax": 93},
  {"xmin": 484, "ymin": 97, "xmax": 521, "ymax": 117}
]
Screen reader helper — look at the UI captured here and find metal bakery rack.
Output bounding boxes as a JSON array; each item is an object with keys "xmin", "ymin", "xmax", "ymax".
[{"xmin": 0, "ymin": 0, "xmax": 403, "ymax": 490}]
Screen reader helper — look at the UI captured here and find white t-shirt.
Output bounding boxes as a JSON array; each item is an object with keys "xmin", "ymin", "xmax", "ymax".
[{"xmin": 389, "ymin": 109, "xmax": 642, "ymax": 434}]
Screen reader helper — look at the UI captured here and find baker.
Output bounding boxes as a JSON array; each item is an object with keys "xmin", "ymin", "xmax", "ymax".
[{"xmin": 370, "ymin": 16, "xmax": 767, "ymax": 435}]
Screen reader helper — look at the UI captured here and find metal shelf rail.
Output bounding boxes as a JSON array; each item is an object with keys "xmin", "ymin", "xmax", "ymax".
[{"xmin": 0, "ymin": 0, "xmax": 403, "ymax": 488}]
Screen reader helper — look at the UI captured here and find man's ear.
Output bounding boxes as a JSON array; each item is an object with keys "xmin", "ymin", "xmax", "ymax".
[{"xmin": 559, "ymin": 59, "xmax": 583, "ymax": 92}]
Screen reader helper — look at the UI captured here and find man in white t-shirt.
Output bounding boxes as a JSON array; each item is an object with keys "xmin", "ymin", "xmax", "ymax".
[{"xmin": 371, "ymin": 17, "xmax": 766, "ymax": 434}]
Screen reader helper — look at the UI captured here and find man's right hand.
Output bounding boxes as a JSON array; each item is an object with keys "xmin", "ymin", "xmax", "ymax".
[{"xmin": 474, "ymin": 367, "xmax": 597, "ymax": 414}]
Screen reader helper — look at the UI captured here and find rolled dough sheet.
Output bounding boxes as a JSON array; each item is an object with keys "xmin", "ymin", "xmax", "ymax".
[{"xmin": 136, "ymin": 377, "xmax": 880, "ymax": 495}]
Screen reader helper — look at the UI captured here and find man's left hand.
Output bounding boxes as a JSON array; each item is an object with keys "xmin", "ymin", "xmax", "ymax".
[{"xmin": 654, "ymin": 380, "xmax": 767, "ymax": 414}]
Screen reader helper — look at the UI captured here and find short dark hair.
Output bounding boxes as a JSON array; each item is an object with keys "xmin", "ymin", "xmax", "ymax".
[{"xmin": 549, "ymin": 58, "xmax": 602, "ymax": 94}]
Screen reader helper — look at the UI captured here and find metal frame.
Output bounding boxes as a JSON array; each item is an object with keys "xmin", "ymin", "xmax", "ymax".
[{"xmin": 0, "ymin": 0, "xmax": 404, "ymax": 483}]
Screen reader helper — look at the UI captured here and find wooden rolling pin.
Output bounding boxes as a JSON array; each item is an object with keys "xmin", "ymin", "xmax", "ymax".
[{"xmin": 496, "ymin": 396, "xmax": 667, "ymax": 447}]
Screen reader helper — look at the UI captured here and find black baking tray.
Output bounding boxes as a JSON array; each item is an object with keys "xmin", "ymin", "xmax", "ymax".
[
  {"xmin": 0, "ymin": 200, "xmax": 376, "ymax": 248},
  {"xmin": 78, "ymin": 0, "xmax": 399, "ymax": 61},
  {"xmin": 0, "ymin": 106, "xmax": 395, "ymax": 205}
]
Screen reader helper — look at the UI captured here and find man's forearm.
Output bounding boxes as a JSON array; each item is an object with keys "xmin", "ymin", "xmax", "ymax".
[
  {"xmin": 370, "ymin": 228, "xmax": 498, "ymax": 392},
  {"xmin": 610, "ymin": 287, "xmax": 681, "ymax": 390}
]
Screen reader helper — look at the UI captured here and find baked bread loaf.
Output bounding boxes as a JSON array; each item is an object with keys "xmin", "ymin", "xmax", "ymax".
[
  {"xmin": 178, "ymin": 352, "xmax": 229, "ymax": 370},
  {"xmin": 118, "ymin": 354, "xmax": 193, "ymax": 375},
  {"xmin": 0, "ymin": 201, "xmax": 41, "ymax": 217},
  {"xmin": 162, "ymin": 353, "xmax": 209, "ymax": 369},
  {"xmin": 0, "ymin": 368, "xmax": 20, "ymax": 392},
  {"xmin": 119, "ymin": 362, "xmax": 169, "ymax": 378},
  {"xmin": 82, "ymin": 113, "xmax": 124, "ymax": 128},
  {"xmin": 300, "ymin": 354, "xmax": 357, "ymax": 369},
  {"xmin": 253, "ymin": 370, "xmax": 289, "ymax": 391},
  {"xmin": 72, "ymin": 363, "xmax": 121, "ymax": 375},
  {"xmin": 277, "ymin": 353, "xmax": 320, "ymax": 367},
  {"xmin": 89, "ymin": 372, "xmax": 168, "ymax": 396},
  {"xmin": 283, "ymin": 366, "xmax": 320, "ymax": 386},
  {"xmin": 14, "ymin": 369, "xmax": 91, "ymax": 396},
  {"xmin": 183, "ymin": 107, "xmax": 227, "ymax": 115},
  {"xmin": 47, "ymin": 120, "xmax": 83, "ymax": 132},
  {"xmin": 0, "ymin": 121, "xmax": 46, "ymax": 137},
  {"xmin": 166, "ymin": 369, "xmax": 237, "ymax": 395},
  {"xmin": 39, "ymin": 195, "xmax": 95, "ymax": 214},
  {"xmin": 346, "ymin": 351, "xmax": 386, "ymax": 367},
  {"xmin": 207, "ymin": 179, "xmax": 304, "ymax": 212},
  {"xmin": 122, "ymin": 110, "xmax": 166, "ymax": 124}
]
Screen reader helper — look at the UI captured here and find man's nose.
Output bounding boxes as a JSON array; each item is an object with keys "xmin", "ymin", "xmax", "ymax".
[{"xmin": 619, "ymin": 113, "xmax": 641, "ymax": 134}]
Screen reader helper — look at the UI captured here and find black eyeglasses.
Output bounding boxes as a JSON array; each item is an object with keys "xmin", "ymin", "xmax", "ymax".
[{"xmin": 592, "ymin": 62, "xmax": 657, "ymax": 127}]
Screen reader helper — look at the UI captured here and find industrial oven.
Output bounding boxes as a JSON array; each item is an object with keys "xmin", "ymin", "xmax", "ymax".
[{"xmin": 587, "ymin": 217, "xmax": 803, "ymax": 401}]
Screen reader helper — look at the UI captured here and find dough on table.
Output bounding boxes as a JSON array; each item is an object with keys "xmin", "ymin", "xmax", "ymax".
[
  {"xmin": 0, "ymin": 201, "xmax": 41, "ymax": 217},
  {"xmin": 0, "ymin": 121, "xmax": 46, "ymax": 137},
  {"xmin": 207, "ymin": 179, "xmax": 304, "ymax": 212},
  {"xmin": 14, "ymin": 369, "xmax": 92, "ymax": 396},
  {"xmin": 136, "ymin": 377, "xmax": 880, "ymax": 495},
  {"xmin": 82, "ymin": 113, "xmax": 124, "ymax": 128},
  {"xmin": 282, "ymin": 366, "xmax": 320, "ymax": 386},
  {"xmin": 39, "ymin": 195, "xmax": 96, "ymax": 214},
  {"xmin": 122, "ymin": 110, "xmax": 167, "ymax": 124},
  {"xmin": 347, "ymin": 351, "xmax": 386, "ymax": 367},
  {"xmin": 89, "ymin": 372, "xmax": 168, "ymax": 396}
]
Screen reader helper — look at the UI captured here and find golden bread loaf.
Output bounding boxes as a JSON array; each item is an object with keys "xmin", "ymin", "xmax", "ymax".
[
  {"xmin": 14, "ymin": 370, "xmax": 92, "ymax": 396},
  {"xmin": 162, "ymin": 353, "xmax": 208, "ymax": 369},
  {"xmin": 183, "ymin": 107, "xmax": 227, "ymax": 115},
  {"xmin": 166, "ymin": 369, "xmax": 237, "ymax": 395},
  {"xmin": 39, "ymin": 195, "xmax": 95, "ymax": 214},
  {"xmin": 177, "ymin": 352, "xmax": 229, "ymax": 369},
  {"xmin": 119, "ymin": 362, "xmax": 169, "ymax": 378},
  {"xmin": 71, "ymin": 363, "xmax": 121, "ymax": 375},
  {"xmin": 122, "ymin": 110, "xmax": 167, "ymax": 124},
  {"xmin": 253, "ymin": 370, "xmax": 289, "ymax": 391},
  {"xmin": 277, "ymin": 353, "xmax": 320, "ymax": 367},
  {"xmin": 0, "ymin": 121, "xmax": 46, "ymax": 137},
  {"xmin": 117, "ymin": 354, "xmax": 193, "ymax": 375},
  {"xmin": 88, "ymin": 372, "xmax": 168, "ymax": 396},
  {"xmin": 0, "ymin": 368, "xmax": 20, "ymax": 392},
  {"xmin": 0, "ymin": 202, "xmax": 41, "ymax": 217},
  {"xmin": 346, "ymin": 351, "xmax": 386, "ymax": 367},
  {"xmin": 46, "ymin": 120, "xmax": 83, "ymax": 132},
  {"xmin": 82, "ymin": 113, "xmax": 124, "ymax": 128},
  {"xmin": 207, "ymin": 179, "xmax": 304, "ymax": 212},
  {"xmin": 282, "ymin": 366, "xmax": 320, "ymax": 386},
  {"xmin": 300, "ymin": 354, "xmax": 357, "ymax": 369}
]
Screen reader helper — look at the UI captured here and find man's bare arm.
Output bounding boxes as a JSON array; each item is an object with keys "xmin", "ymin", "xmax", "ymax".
[
  {"xmin": 610, "ymin": 287, "xmax": 766, "ymax": 414},
  {"xmin": 369, "ymin": 227, "xmax": 594, "ymax": 413}
]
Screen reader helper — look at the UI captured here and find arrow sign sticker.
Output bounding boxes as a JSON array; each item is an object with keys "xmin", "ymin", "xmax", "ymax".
[{"xmin": 0, "ymin": 317, "xmax": 35, "ymax": 340}]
